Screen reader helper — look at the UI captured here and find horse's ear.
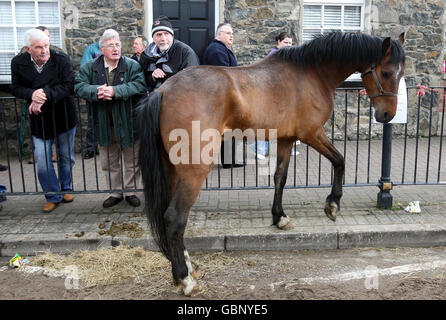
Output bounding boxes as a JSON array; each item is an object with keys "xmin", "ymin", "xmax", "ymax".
[
  {"xmin": 382, "ymin": 37, "xmax": 392, "ymax": 58},
  {"xmin": 398, "ymin": 32, "xmax": 405, "ymax": 45}
]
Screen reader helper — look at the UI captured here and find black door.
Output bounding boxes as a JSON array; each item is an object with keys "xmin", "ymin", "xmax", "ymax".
[{"xmin": 153, "ymin": 0, "xmax": 215, "ymax": 62}]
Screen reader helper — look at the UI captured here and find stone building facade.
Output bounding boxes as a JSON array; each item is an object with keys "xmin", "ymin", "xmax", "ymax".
[{"xmin": 55, "ymin": 0, "xmax": 445, "ymax": 87}]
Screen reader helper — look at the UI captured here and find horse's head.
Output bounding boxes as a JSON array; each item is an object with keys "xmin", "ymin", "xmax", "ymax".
[{"xmin": 361, "ymin": 33, "xmax": 405, "ymax": 123}]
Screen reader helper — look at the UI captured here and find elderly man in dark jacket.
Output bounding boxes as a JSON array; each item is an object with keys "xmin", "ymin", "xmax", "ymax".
[
  {"xmin": 139, "ymin": 16, "xmax": 199, "ymax": 91},
  {"xmin": 11, "ymin": 28, "xmax": 77, "ymax": 213},
  {"xmin": 202, "ymin": 24, "xmax": 237, "ymax": 67},
  {"xmin": 75, "ymin": 29, "xmax": 147, "ymax": 209}
]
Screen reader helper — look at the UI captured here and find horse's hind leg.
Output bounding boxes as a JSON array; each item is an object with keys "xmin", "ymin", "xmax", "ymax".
[
  {"xmin": 303, "ymin": 129, "xmax": 344, "ymax": 221},
  {"xmin": 164, "ymin": 168, "xmax": 208, "ymax": 296},
  {"xmin": 271, "ymin": 139, "xmax": 295, "ymax": 230}
]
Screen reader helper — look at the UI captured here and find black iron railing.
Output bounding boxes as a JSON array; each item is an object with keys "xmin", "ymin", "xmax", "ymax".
[{"xmin": 0, "ymin": 87, "xmax": 444, "ymax": 202}]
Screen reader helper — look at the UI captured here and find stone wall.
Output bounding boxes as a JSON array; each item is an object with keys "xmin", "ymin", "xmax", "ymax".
[
  {"xmin": 224, "ymin": 0, "xmax": 302, "ymax": 65},
  {"xmin": 225, "ymin": 0, "xmax": 445, "ymax": 85},
  {"xmin": 61, "ymin": 0, "xmax": 144, "ymax": 71}
]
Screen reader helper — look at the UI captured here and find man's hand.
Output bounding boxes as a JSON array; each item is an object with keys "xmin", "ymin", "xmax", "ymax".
[
  {"xmin": 28, "ymin": 101, "xmax": 43, "ymax": 115},
  {"xmin": 31, "ymin": 89, "xmax": 47, "ymax": 104},
  {"xmin": 152, "ymin": 68, "xmax": 166, "ymax": 80},
  {"xmin": 97, "ymin": 84, "xmax": 115, "ymax": 100}
]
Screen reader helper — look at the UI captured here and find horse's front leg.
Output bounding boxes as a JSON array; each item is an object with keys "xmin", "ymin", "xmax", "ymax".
[
  {"xmin": 324, "ymin": 148, "xmax": 344, "ymax": 221},
  {"xmin": 271, "ymin": 139, "xmax": 295, "ymax": 230},
  {"xmin": 303, "ymin": 129, "xmax": 344, "ymax": 221}
]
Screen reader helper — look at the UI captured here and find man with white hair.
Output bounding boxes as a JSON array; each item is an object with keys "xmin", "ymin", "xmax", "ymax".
[
  {"xmin": 11, "ymin": 28, "xmax": 77, "ymax": 213},
  {"xmin": 139, "ymin": 15, "xmax": 199, "ymax": 91},
  {"xmin": 75, "ymin": 29, "xmax": 147, "ymax": 208},
  {"xmin": 131, "ymin": 36, "xmax": 148, "ymax": 62}
]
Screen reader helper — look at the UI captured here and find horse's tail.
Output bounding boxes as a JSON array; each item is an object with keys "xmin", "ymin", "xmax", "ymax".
[{"xmin": 138, "ymin": 91, "xmax": 171, "ymax": 259}]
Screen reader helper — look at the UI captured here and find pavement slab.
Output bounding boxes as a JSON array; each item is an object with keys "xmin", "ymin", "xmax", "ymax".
[{"xmin": 0, "ymin": 185, "xmax": 445, "ymax": 256}]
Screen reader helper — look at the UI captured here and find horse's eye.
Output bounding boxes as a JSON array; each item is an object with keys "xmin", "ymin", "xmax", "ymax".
[{"xmin": 381, "ymin": 71, "xmax": 391, "ymax": 79}]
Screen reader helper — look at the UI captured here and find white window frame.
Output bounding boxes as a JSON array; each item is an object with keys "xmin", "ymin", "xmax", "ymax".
[
  {"xmin": 302, "ymin": 0, "xmax": 365, "ymax": 82},
  {"xmin": 0, "ymin": 0, "xmax": 62, "ymax": 83}
]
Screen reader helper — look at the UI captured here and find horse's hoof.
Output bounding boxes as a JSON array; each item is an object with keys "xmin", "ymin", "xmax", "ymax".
[
  {"xmin": 179, "ymin": 275, "xmax": 201, "ymax": 297},
  {"xmin": 277, "ymin": 216, "xmax": 293, "ymax": 230},
  {"xmin": 324, "ymin": 202, "xmax": 337, "ymax": 221},
  {"xmin": 186, "ymin": 284, "xmax": 202, "ymax": 297}
]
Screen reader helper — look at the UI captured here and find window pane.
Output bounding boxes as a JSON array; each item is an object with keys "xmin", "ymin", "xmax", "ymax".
[
  {"xmin": 303, "ymin": 5, "xmax": 321, "ymax": 27},
  {"xmin": 344, "ymin": 6, "xmax": 361, "ymax": 27},
  {"xmin": 0, "ymin": 52, "xmax": 15, "ymax": 76},
  {"xmin": 17, "ymin": 27, "xmax": 30, "ymax": 47},
  {"xmin": 324, "ymin": 6, "xmax": 341, "ymax": 27},
  {"xmin": 0, "ymin": 27, "xmax": 15, "ymax": 50},
  {"xmin": 39, "ymin": 2, "xmax": 59, "ymax": 24},
  {"xmin": 47, "ymin": 27, "xmax": 61, "ymax": 47},
  {"xmin": 0, "ymin": 2, "xmax": 13, "ymax": 24},
  {"xmin": 302, "ymin": 29, "xmax": 321, "ymax": 43},
  {"xmin": 15, "ymin": 1, "xmax": 36, "ymax": 25}
]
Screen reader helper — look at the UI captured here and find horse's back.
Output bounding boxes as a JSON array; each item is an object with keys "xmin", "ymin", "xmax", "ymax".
[{"xmin": 157, "ymin": 58, "xmax": 332, "ymax": 147}]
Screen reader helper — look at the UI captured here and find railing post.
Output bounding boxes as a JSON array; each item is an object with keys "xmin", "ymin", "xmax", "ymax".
[{"xmin": 377, "ymin": 122, "xmax": 393, "ymax": 208}]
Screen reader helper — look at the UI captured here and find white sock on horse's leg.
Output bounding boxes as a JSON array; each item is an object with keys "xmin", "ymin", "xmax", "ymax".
[{"xmin": 184, "ymin": 250, "xmax": 193, "ymax": 273}]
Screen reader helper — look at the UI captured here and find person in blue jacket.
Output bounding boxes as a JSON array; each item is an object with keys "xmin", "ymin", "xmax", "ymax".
[{"xmin": 81, "ymin": 42, "xmax": 101, "ymax": 66}]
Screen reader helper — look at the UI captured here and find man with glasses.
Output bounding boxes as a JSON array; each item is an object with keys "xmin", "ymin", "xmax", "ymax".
[
  {"xmin": 75, "ymin": 29, "xmax": 147, "ymax": 208},
  {"xmin": 139, "ymin": 16, "xmax": 199, "ymax": 92},
  {"xmin": 202, "ymin": 23, "xmax": 237, "ymax": 67},
  {"xmin": 202, "ymin": 23, "xmax": 244, "ymax": 168}
]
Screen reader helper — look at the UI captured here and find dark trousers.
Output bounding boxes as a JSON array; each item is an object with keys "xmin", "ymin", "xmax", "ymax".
[
  {"xmin": 220, "ymin": 139, "xmax": 238, "ymax": 165},
  {"xmin": 86, "ymin": 102, "xmax": 97, "ymax": 152}
]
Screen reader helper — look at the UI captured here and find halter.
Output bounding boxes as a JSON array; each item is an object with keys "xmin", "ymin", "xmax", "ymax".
[{"xmin": 361, "ymin": 65, "xmax": 398, "ymax": 98}]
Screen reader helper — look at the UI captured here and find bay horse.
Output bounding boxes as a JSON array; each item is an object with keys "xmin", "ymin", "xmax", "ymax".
[{"xmin": 138, "ymin": 32, "xmax": 405, "ymax": 295}]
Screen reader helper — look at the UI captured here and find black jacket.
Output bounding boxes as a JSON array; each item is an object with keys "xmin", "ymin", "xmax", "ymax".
[
  {"xmin": 10, "ymin": 49, "xmax": 76, "ymax": 139},
  {"xmin": 202, "ymin": 39, "xmax": 238, "ymax": 67},
  {"xmin": 139, "ymin": 39, "xmax": 199, "ymax": 90}
]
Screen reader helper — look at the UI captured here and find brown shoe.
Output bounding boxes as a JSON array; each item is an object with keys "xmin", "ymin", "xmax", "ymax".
[
  {"xmin": 62, "ymin": 194, "xmax": 73, "ymax": 203},
  {"xmin": 43, "ymin": 202, "xmax": 58, "ymax": 213}
]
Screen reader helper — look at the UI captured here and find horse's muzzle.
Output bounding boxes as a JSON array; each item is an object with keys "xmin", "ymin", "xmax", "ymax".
[{"xmin": 374, "ymin": 108, "xmax": 394, "ymax": 123}]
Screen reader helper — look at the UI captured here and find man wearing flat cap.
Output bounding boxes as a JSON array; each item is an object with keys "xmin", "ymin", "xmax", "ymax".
[{"xmin": 139, "ymin": 16, "xmax": 200, "ymax": 91}]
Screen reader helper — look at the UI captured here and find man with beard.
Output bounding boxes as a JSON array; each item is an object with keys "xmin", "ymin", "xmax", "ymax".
[{"xmin": 139, "ymin": 16, "xmax": 199, "ymax": 92}]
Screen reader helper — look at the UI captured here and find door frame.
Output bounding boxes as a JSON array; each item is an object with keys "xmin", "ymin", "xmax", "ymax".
[{"xmin": 144, "ymin": 0, "xmax": 220, "ymax": 42}]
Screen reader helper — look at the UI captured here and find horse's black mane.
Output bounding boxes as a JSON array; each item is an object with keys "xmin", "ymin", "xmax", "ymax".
[{"xmin": 275, "ymin": 32, "xmax": 405, "ymax": 68}]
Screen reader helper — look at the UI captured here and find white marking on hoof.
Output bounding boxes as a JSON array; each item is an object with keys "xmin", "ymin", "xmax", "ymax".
[
  {"xmin": 278, "ymin": 216, "xmax": 291, "ymax": 229},
  {"xmin": 182, "ymin": 275, "xmax": 199, "ymax": 296}
]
